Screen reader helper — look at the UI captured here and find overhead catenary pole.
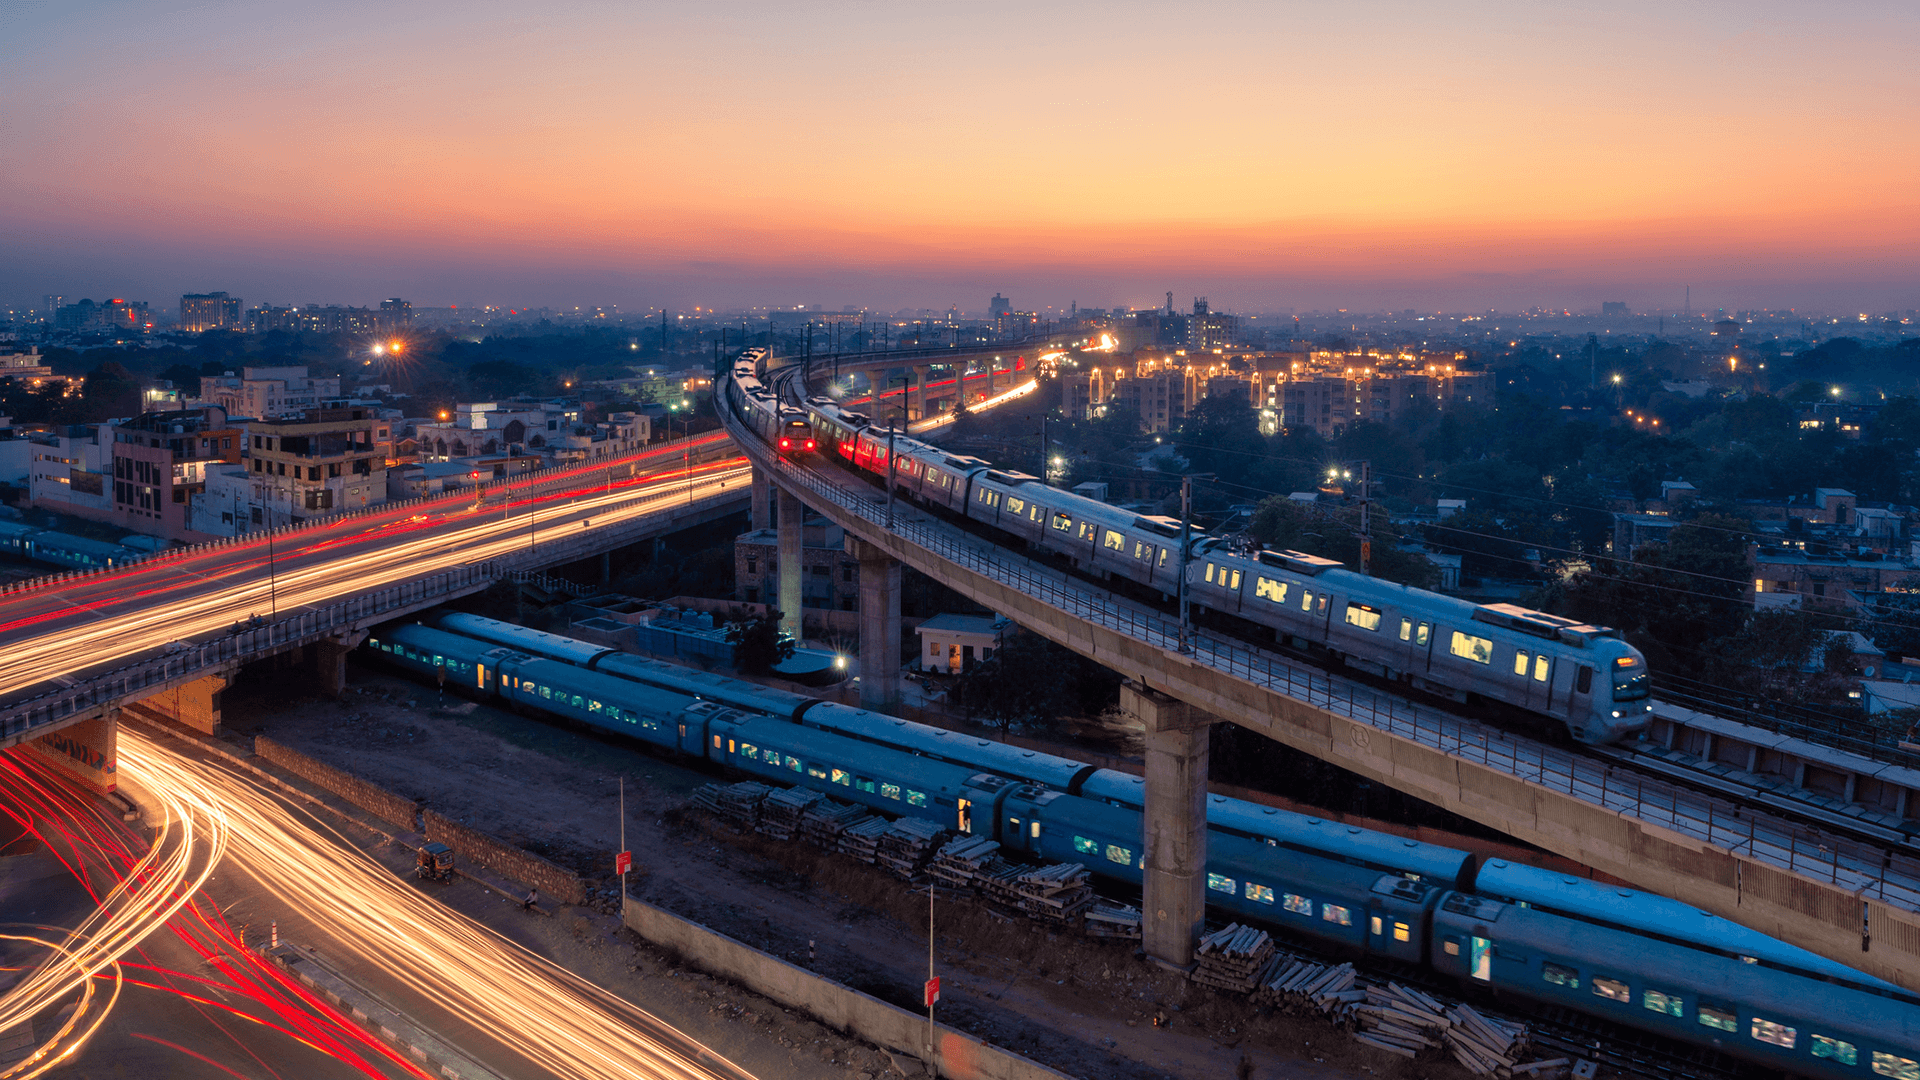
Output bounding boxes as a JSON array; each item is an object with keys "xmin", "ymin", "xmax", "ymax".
[
  {"xmin": 1177, "ymin": 474, "xmax": 1192, "ymax": 654},
  {"xmin": 1358, "ymin": 460, "xmax": 1372, "ymax": 577}
]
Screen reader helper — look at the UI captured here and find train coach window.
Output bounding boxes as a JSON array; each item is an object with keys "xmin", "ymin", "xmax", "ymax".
[
  {"xmin": 1813, "ymin": 1036, "xmax": 1858, "ymax": 1066},
  {"xmin": 1643, "ymin": 989, "xmax": 1683, "ymax": 1017},
  {"xmin": 589, "ymin": 700, "xmax": 605, "ymax": 715},
  {"xmin": 1697, "ymin": 1006, "xmax": 1738, "ymax": 1033},
  {"xmin": 855, "ymin": 777, "xmax": 876, "ymax": 794},
  {"xmin": 1103, "ymin": 529, "xmax": 1125, "ymax": 551},
  {"xmin": 831, "ymin": 768, "xmax": 852, "ymax": 786},
  {"xmin": 1207, "ymin": 874, "xmax": 1236, "ymax": 895},
  {"xmin": 1280, "ymin": 894, "xmax": 1310, "ymax": 916},
  {"xmin": 739, "ymin": 744, "xmax": 758, "ymax": 760},
  {"xmin": 1470, "ymin": 937, "xmax": 1492, "ymax": 981},
  {"xmin": 1451, "ymin": 632, "xmax": 1494, "ymax": 664},
  {"xmin": 787, "ymin": 755, "xmax": 805, "ymax": 774},
  {"xmin": 1052, "ymin": 512, "xmax": 1073, "ymax": 532},
  {"xmin": 540, "ymin": 686, "xmax": 553, "ymax": 699},
  {"xmin": 711, "ymin": 734, "xmax": 721, "ymax": 749},
  {"xmin": 1872, "ymin": 1051, "xmax": 1917, "ymax": 1078},
  {"xmin": 1392, "ymin": 921, "xmax": 1411, "ymax": 942},
  {"xmin": 1345, "ymin": 603, "xmax": 1383, "ymax": 631},
  {"xmin": 1750, "ymin": 1018, "xmax": 1796, "ymax": 1050},
  {"xmin": 1592, "ymin": 977, "xmax": 1630, "ymax": 1002},
  {"xmin": 1030, "ymin": 821, "xmax": 1041, "ymax": 839},
  {"xmin": 1577, "ymin": 665, "xmax": 1594, "ymax": 694},
  {"xmin": 881, "ymin": 783, "xmax": 902, "ymax": 801},
  {"xmin": 1074, "ymin": 836, "xmax": 1100, "ymax": 856},
  {"xmin": 1369, "ymin": 915, "xmax": 1383, "ymax": 936},
  {"xmin": 1541, "ymin": 963, "xmax": 1580, "ymax": 989},
  {"xmin": 1246, "ymin": 883, "xmax": 1275, "ymax": 904},
  {"xmin": 906, "ymin": 790, "xmax": 927, "ymax": 807},
  {"xmin": 1513, "ymin": 650, "xmax": 1530, "ymax": 676},
  {"xmin": 1104, "ymin": 844, "xmax": 1133, "ymax": 866},
  {"xmin": 1399, "ymin": 618, "xmax": 1412, "ymax": 641}
]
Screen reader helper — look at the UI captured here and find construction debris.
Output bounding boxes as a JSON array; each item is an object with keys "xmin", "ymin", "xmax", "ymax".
[{"xmin": 1190, "ymin": 924, "xmax": 1276, "ymax": 993}]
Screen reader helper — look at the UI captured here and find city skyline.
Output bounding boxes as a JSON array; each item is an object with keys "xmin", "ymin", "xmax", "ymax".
[{"xmin": 5, "ymin": 1, "xmax": 1919, "ymax": 314}]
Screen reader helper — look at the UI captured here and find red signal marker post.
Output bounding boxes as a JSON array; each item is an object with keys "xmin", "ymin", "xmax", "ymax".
[
  {"xmin": 924, "ymin": 976, "xmax": 939, "ymax": 1006},
  {"xmin": 614, "ymin": 851, "xmax": 632, "ymax": 875}
]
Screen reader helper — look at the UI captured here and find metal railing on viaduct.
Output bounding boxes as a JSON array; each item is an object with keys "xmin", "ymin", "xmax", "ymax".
[{"xmin": 717, "ymin": 372, "xmax": 1920, "ymax": 990}]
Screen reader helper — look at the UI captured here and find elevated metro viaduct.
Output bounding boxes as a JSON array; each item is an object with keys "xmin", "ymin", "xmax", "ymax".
[
  {"xmin": 719, "ymin": 376, "xmax": 1920, "ymax": 991},
  {"xmin": 0, "ymin": 458, "xmax": 751, "ymax": 802}
]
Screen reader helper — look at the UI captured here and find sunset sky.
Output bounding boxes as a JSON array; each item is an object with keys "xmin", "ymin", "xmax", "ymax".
[{"xmin": 4, "ymin": 1, "xmax": 1917, "ymax": 314}]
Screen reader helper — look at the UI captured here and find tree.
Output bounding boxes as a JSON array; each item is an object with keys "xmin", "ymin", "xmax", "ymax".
[
  {"xmin": 948, "ymin": 629, "xmax": 1121, "ymax": 738},
  {"xmin": 726, "ymin": 611, "xmax": 794, "ymax": 674},
  {"xmin": 82, "ymin": 360, "xmax": 141, "ymax": 420},
  {"xmin": 1246, "ymin": 497, "xmax": 1438, "ymax": 589}
]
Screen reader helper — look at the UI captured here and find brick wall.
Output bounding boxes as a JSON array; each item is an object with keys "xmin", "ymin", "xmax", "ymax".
[
  {"xmin": 253, "ymin": 735, "xmax": 421, "ymax": 831},
  {"xmin": 423, "ymin": 809, "xmax": 586, "ymax": 905}
]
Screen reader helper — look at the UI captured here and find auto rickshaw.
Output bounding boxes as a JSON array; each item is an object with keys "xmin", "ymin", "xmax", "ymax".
[{"xmin": 416, "ymin": 841, "xmax": 454, "ymax": 883}]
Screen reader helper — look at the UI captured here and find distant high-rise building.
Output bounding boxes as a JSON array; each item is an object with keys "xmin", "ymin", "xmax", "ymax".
[
  {"xmin": 988, "ymin": 293, "xmax": 1011, "ymax": 320},
  {"xmin": 1188, "ymin": 297, "xmax": 1237, "ymax": 351},
  {"xmin": 180, "ymin": 292, "xmax": 242, "ymax": 332},
  {"xmin": 41, "ymin": 295, "xmax": 63, "ymax": 319},
  {"xmin": 1601, "ymin": 301, "xmax": 1630, "ymax": 316},
  {"xmin": 378, "ymin": 297, "xmax": 413, "ymax": 332},
  {"xmin": 99, "ymin": 299, "xmax": 149, "ymax": 331}
]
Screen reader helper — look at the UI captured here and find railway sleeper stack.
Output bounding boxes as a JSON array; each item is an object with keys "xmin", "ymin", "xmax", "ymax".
[
  {"xmin": 1082, "ymin": 901, "xmax": 1143, "ymax": 941},
  {"xmin": 929, "ymin": 836, "xmax": 1000, "ymax": 891},
  {"xmin": 1350, "ymin": 983, "xmax": 1451, "ymax": 1060},
  {"xmin": 758, "ymin": 787, "xmax": 823, "ymax": 840},
  {"xmin": 875, "ymin": 818, "xmax": 947, "ymax": 879},
  {"xmin": 1013, "ymin": 863, "xmax": 1093, "ymax": 923},
  {"xmin": 835, "ymin": 816, "xmax": 890, "ymax": 863},
  {"xmin": 1190, "ymin": 924, "xmax": 1276, "ymax": 994},
  {"xmin": 1443, "ymin": 1003, "xmax": 1530, "ymax": 1077},
  {"xmin": 693, "ymin": 782, "xmax": 771, "ymax": 830},
  {"xmin": 800, "ymin": 800, "xmax": 869, "ymax": 848},
  {"xmin": 975, "ymin": 858, "xmax": 1028, "ymax": 912},
  {"xmin": 1253, "ymin": 958, "xmax": 1359, "ymax": 1017}
]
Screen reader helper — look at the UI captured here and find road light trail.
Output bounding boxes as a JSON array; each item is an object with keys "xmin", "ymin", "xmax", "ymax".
[
  {"xmin": 119, "ymin": 729, "xmax": 757, "ymax": 1080},
  {"xmin": 0, "ymin": 457, "xmax": 750, "ymax": 700}
]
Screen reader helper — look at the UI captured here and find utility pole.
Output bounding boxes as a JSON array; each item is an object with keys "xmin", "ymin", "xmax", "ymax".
[
  {"xmin": 1040, "ymin": 416, "xmax": 1048, "ymax": 484},
  {"xmin": 886, "ymin": 425, "xmax": 897, "ymax": 530},
  {"xmin": 926, "ymin": 882, "xmax": 937, "ymax": 1071},
  {"xmin": 1178, "ymin": 474, "xmax": 1193, "ymax": 654},
  {"xmin": 1357, "ymin": 460, "xmax": 1372, "ymax": 577}
]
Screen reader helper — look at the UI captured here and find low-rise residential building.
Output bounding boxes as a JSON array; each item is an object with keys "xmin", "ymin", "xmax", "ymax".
[
  {"xmin": 914, "ymin": 613, "xmax": 1006, "ymax": 674},
  {"xmin": 386, "ymin": 454, "xmax": 541, "ymax": 500},
  {"xmin": 30, "ymin": 408, "xmax": 241, "ymax": 540},
  {"xmin": 1752, "ymin": 548, "xmax": 1920, "ymax": 610},
  {"xmin": 199, "ymin": 365, "xmax": 343, "ymax": 419},
  {"xmin": 1612, "ymin": 513, "xmax": 1678, "ymax": 557},
  {"xmin": 26, "ymin": 425, "xmax": 113, "ymax": 516},
  {"xmin": 733, "ymin": 520, "xmax": 861, "ymax": 611},
  {"xmin": 413, "ymin": 401, "xmax": 649, "ymax": 465},
  {"xmin": 242, "ymin": 406, "xmax": 390, "ymax": 523}
]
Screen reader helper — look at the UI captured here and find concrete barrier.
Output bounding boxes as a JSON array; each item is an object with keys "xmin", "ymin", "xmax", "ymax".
[{"xmin": 621, "ymin": 897, "xmax": 1072, "ymax": 1080}]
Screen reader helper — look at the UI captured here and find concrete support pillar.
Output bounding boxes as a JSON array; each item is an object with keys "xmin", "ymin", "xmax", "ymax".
[
  {"xmin": 28, "ymin": 710, "xmax": 119, "ymax": 793},
  {"xmin": 315, "ymin": 631, "xmax": 368, "ymax": 700},
  {"xmin": 777, "ymin": 487, "xmax": 804, "ymax": 643},
  {"xmin": 847, "ymin": 537, "xmax": 901, "ymax": 713},
  {"xmin": 144, "ymin": 673, "xmax": 228, "ymax": 735},
  {"xmin": 750, "ymin": 465, "xmax": 770, "ymax": 531},
  {"xmin": 1124, "ymin": 680, "xmax": 1212, "ymax": 970},
  {"xmin": 600, "ymin": 551, "xmax": 612, "ymax": 584},
  {"xmin": 913, "ymin": 367, "xmax": 927, "ymax": 422}
]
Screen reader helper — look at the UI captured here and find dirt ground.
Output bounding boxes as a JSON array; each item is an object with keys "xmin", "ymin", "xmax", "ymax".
[{"xmin": 229, "ymin": 659, "xmax": 1484, "ymax": 1080}]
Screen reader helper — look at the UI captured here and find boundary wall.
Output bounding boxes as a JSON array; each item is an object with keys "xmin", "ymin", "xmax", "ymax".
[
  {"xmin": 424, "ymin": 809, "xmax": 587, "ymax": 906},
  {"xmin": 621, "ymin": 896, "xmax": 1071, "ymax": 1080},
  {"xmin": 254, "ymin": 735, "xmax": 421, "ymax": 830}
]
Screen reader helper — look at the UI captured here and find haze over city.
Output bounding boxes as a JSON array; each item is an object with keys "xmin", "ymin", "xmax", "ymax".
[{"xmin": 6, "ymin": 1, "xmax": 1919, "ymax": 313}]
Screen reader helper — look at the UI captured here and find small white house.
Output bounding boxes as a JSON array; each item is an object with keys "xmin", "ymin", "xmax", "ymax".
[{"xmin": 915, "ymin": 613, "xmax": 1006, "ymax": 674}]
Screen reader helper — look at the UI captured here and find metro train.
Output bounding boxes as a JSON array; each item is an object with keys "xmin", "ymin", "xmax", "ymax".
[
  {"xmin": 722, "ymin": 352, "xmax": 1652, "ymax": 745},
  {"xmin": 366, "ymin": 617, "xmax": 1920, "ymax": 1077}
]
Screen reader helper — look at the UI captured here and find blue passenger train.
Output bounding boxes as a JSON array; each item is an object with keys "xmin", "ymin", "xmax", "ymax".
[{"xmin": 366, "ymin": 618, "xmax": 1920, "ymax": 1077}]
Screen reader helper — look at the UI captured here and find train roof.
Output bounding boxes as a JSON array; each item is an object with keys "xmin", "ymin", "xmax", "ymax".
[
  {"xmin": 1472, "ymin": 858, "xmax": 1902, "ymax": 992},
  {"xmin": 1075, "ymin": 770, "xmax": 1476, "ymax": 886},
  {"xmin": 511, "ymin": 657, "xmax": 706, "ymax": 714},
  {"xmin": 374, "ymin": 622, "xmax": 503, "ymax": 666},
  {"xmin": 591, "ymin": 652, "xmax": 817, "ymax": 716},
  {"xmin": 720, "ymin": 714, "xmax": 986, "ymax": 796},
  {"xmin": 432, "ymin": 612, "xmax": 617, "ymax": 667},
  {"xmin": 795, "ymin": 701, "xmax": 1095, "ymax": 790}
]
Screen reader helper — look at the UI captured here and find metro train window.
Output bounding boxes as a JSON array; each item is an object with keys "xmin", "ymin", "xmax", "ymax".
[
  {"xmin": 1229, "ymin": 569, "xmax": 1242, "ymax": 589},
  {"xmin": 831, "ymin": 768, "xmax": 852, "ymax": 786},
  {"xmin": 1541, "ymin": 963, "xmax": 1580, "ymax": 989},
  {"xmin": 1811, "ymin": 1037, "xmax": 1857, "ymax": 1066},
  {"xmin": 1399, "ymin": 618, "xmax": 1412, "ymax": 641},
  {"xmin": 1079, "ymin": 522, "xmax": 1097, "ymax": 541},
  {"xmin": 1301, "ymin": 590, "xmax": 1314, "ymax": 611},
  {"xmin": 1322, "ymin": 904, "xmax": 1352, "ymax": 926},
  {"xmin": 1577, "ymin": 665, "xmax": 1594, "ymax": 693},
  {"xmin": 1104, "ymin": 844, "xmax": 1132, "ymax": 866},
  {"xmin": 881, "ymin": 783, "xmax": 902, "ymax": 801},
  {"xmin": 1875, "ymin": 1052, "xmax": 1920, "ymax": 1079},
  {"xmin": 1534, "ymin": 655, "xmax": 1550, "ymax": 682},
  {"xmin": 1006, "ymin": 496, "xmax": 1025, "ymax": 515},
  {"xmin": 1513, "ymin": 650, "xmax": 1530, "ymax": 675},
  {"xmin": 1103, "ymin": 529, "xmax": 1125, "ymax": 551},
  {"xmin": 1074, "ymin": 836, "xmax": 1100, "ymax": 856},
  {"xmin": 907, "ymin": 790, "xmax": 927, "ymax": 807},
  {"xmin": 1283, "ymin": 894, "xmax": 1312, "ymax": 916},
  {"xmin": 1029, "ymin": 504, "xmax": 1043, "ymax": 522},
  {"xmin": 1416, "ymin": 623, "xmax": 1431, "ymax": 646},
  {"xmin": 1750, "ymin": 1018, "xmax": 1796, "ymax": 1049},
  {"xmin": 1697, "ymin": 1006, "xmax": 1738, "ymax": 1033},
  {"xmin": 1133, "ymin": 540, "xmax": 1146, "ymax": 559},
  {"xmin": 1642, "ymin": 989, "xmax": 1683, "ymax": 1017},
  {"xmin": 1246, "ymin": 883, "xmax": 1275, "ymax": 904},
  {"xmin": 1256, "ymin": 576, "xmax": 1287, "ymax": 603},
  {"xmin": 1451, "ymin": 632, "xmax": 1494, "ymax": 664},
  {"xmin": 1052, "ymin": 513, "xmax": 1073, "ymax": 531},
  {"xmin": 1159, "ymin": 549, "xmax": 1169, "ymax": 567},
  {"xmin": 1592, "ymin": 977, "xmax": 1630, "ymax": 1002},
  {"xmin": 1345, "ymin": 603, "xmax": 1383, "ymax": 631},
  {"xmin": 1207, "ymin": 874, "xmax": 1236, "ymax": 895}
]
